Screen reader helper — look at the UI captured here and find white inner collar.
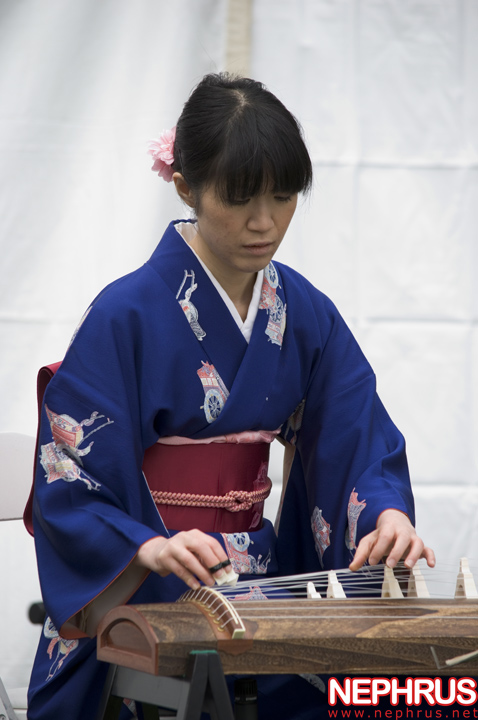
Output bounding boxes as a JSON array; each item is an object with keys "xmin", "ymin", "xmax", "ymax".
[{"xmin": 174, "ymin": 221, "xmax": 263, "ymax": 344}]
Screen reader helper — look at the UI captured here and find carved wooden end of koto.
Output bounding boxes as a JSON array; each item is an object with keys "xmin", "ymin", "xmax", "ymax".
[{"xmin": 97, "ymin": 587, "xmax": 478, "ymax": 677}]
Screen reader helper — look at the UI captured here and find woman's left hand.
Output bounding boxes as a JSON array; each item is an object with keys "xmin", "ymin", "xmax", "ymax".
[{"xmin": 349, "ymin": 508, "xmax": 435, "ymax": 572}]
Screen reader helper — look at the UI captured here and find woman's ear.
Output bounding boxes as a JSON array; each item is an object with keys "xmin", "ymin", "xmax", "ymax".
[{"xmin": 173, "ymin": 173, "xmax": 196, "ymax": 208}]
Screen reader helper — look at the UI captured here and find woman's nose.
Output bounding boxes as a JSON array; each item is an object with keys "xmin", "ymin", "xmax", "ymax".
[{"xmin": 247, "ymin": 198, "xmax": 275, "ymax": 232}]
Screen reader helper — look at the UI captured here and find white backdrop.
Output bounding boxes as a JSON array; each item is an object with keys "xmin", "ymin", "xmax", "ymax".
[{"xmin": 0, "ymin": 0, "xmax": 477, "ymax": 697}]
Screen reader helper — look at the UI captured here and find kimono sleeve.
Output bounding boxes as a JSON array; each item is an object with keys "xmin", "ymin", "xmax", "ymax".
[
  {"xmin": 32, "ymin": 285, "xmax": 168, "ymax": 639},
  {"xmin": 277, "ymin": 290, "xmax": 414, "ymax": 574}
]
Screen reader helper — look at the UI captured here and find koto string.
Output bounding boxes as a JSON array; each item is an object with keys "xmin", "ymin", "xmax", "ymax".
[
  {"xmin": 177, "ymin": 559, "xmax": 478, "ymax": 630},
  {"xmin": 218, "ymin": 559, "xmax": 478, "ymax": 600}
]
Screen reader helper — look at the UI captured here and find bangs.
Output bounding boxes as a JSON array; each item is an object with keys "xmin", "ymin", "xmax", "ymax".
[{"xmin": 206, "ymin": 104, "xmax": 312, "ymax": 204}]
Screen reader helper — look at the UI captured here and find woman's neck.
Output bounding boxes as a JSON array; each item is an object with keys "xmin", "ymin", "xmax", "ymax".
[
  {"xmin": 222, "ymin": 273, "xmax": 257, "ymax": 322},
  {"xmin": 189, "ymin": 234, "xmax": 257, "ymax": 322}
]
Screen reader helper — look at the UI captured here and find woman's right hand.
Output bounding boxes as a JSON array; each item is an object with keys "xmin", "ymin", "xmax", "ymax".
[{"xmin": 135, "ymin": 530, "xmax": 230, "ymax": 590}]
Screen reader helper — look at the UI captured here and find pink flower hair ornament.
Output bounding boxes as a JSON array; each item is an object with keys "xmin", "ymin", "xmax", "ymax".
[{"xmin": 147, "ymin": 126, "xmax": 176, "ymax": 182}]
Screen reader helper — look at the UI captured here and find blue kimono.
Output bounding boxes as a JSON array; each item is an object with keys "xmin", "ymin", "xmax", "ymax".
[{"xmin": 27, "ymin": 219, "xmax": 414, "ymax": 719}]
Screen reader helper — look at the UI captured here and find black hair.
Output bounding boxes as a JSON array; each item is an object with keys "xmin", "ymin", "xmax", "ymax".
[{"xmin": 173, "ymin": 73, "xmax": 313, "ymax": 205}]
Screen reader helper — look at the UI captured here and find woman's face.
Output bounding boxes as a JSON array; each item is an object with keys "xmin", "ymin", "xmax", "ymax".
[{"xmin": 190, "ymin": 185, "xmax": 298, "ymax": 282}]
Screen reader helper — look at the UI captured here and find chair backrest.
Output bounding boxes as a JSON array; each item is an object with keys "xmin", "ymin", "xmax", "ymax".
[{"xmin": 0, "ymin": 433, "xmax": 36, "ymax": 521}]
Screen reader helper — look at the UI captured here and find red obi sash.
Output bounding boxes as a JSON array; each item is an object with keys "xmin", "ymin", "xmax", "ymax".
[{"xmin": 143, "ymin": 441, "xmax": 271, "ymax": 534}]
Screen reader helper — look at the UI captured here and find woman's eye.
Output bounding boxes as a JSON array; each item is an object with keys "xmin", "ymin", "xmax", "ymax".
[
  {"xmin": 275, "ymin": 195, "xmax": 293, "ymax": 203},
  {"xmin": 229, "ymin": 198, "xmax": 251, "ymax": 206}
]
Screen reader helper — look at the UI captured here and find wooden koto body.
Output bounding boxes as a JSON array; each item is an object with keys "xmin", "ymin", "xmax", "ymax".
[{"xmin": 97, "ymin": 588, "xmax": 478, "ymax": 677}]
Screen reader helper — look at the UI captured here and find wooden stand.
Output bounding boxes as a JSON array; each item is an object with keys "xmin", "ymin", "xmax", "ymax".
[{"xmin": 96, "ymin": 650, "xmax": 234, "ymax": 720}]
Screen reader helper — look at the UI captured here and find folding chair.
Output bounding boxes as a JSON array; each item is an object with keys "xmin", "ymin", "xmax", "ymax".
[{"xmin": 0, "ymin": 432, "xmax": 39, "ymax": 720}]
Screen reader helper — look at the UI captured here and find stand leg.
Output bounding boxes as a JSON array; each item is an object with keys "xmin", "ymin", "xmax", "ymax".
[
  {"xmin": 179, "ymin": 651, "xmax": 234, "ymax": 720},
  {"xmin": 138, "ymin": 703, "xmax": 159, "ymax": 720},
  {"xmin": 205, "ymin": 653, "xmax": 235, "ymax": 720},
  {"xmin": 97, "ymin": 651, "xmax": 234, "ymax": 720},
  {"xmin": 96, "ymin": 665, "xmax": 123, "ymax": 720},
  {"xmin": 180, "ymin": 652, "xmax": 210, "ymax": 720}
]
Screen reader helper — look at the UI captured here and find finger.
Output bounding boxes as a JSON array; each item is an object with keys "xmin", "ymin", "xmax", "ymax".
[
  {"xmin": 369, "ymin": 527, "xmax": 409, "ymax": 567},
  {"xmin": 399, "ymin": 536, "xmax": 426, "ymax": 569},
  {"xmin": 421, "ymin": 546, "xmax": 436, "ymax": 568},
  {"xmin": 385, "ymin": 534, "xmax": 416, "ymax": 569},
  {"xmin": 165, "ymin": 545, "xmax": 217, "ymax": 588},
  {"xmin": 160, "ymin": 555, "xmax": 202, "ymax": 590},
  {"xmin": 156, "ymin": 537, "xmax": 215, "ymax": 585},
  {"xmin": 349, "ymin": 534, "xmax": 376, "ymax": 571},
  {"xmin": 190, "ymin": 529, "xmax": 228, "ymax": 554},
  {"xmin": 185, "ymin": 529, "xmax": 229, "ymax": 563},
  {"xmin": 209, "ymin": 559, "xmax": 231, "ymax": 573},
  {"xmin": 174, "ymin": 530, "xmax": 229, "ymax": 583},
  {"xmin": 368, "ymin": 538, "xmax": 390, "ymax": 565},
  {"xmin": 190, "ymin": 541, "xmax": 230, "ymax": 582}
]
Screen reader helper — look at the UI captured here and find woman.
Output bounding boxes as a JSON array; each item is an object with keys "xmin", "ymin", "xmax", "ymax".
[{"xmin": 26, "ymin": 73, "xmax": 434, "ymax": 719}]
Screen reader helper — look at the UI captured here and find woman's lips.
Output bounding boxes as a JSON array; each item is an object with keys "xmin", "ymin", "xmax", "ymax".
[{"xmin": 243, "ymin": 242, "xmax": 274, "ymax": 255}]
